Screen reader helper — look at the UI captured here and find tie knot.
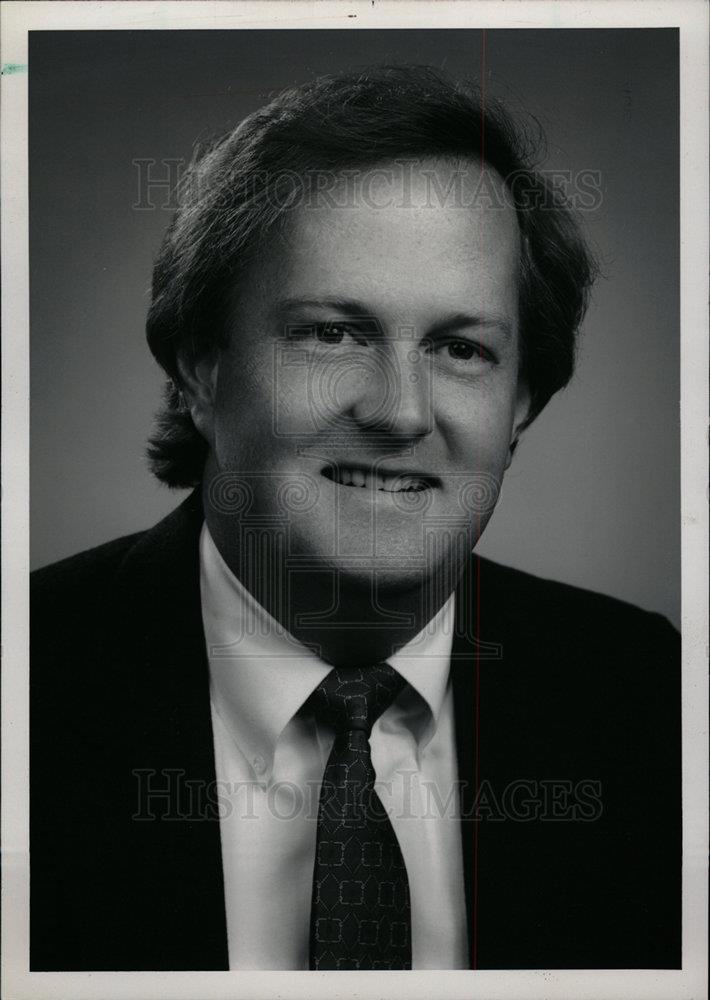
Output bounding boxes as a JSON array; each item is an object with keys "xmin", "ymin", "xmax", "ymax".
[{"xmin": 307, "ymin": 663, "xmax": 405, "ymax": 737}]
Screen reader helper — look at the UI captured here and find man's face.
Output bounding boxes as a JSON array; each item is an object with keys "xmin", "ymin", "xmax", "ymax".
[{"xmin": 198, "ymin": 159, "xmax": 528, "ymax": 592}]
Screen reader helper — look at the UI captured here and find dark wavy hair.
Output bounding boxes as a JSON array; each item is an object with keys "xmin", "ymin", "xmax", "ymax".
[{"xmin": 146, "ymin": 65, "xmax": 597, "ymax": 487}]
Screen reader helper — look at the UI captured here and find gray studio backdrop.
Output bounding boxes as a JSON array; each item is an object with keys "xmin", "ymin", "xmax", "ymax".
[{"xmin": 30, "ymin": 28, "xmax": 680, "ymax": 628}]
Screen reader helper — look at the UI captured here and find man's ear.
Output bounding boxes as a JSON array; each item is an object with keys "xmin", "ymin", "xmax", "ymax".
[
  {"xmin": 506, "ymin": 381, "xmax": 531, "ymax": 469},
  {"xmin": 176, "ymin": 349, "xmax": 219, "ymax": 448}
]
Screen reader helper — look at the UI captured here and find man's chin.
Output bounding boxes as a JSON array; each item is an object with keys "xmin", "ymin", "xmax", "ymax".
[
  {"xmin": 305, "ymin": 554, "xmax": 470, "ymax": 601},
  {"xmin": 287, "ymin": 520, "xmax": 479, "ymax": 599}
]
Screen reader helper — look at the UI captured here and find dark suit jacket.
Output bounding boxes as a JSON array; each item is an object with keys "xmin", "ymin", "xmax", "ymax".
[{"xmin": 30, "ymin": 490, "xmax": 681, "ymax": 970}]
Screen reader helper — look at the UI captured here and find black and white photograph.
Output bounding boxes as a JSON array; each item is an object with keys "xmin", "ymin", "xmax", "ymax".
[{"xmin": 2, "ymin": 2, "xmax": 707, "ymax": 998}]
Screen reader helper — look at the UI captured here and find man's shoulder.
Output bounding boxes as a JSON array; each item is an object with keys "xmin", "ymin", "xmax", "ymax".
[
  {"xmin": 30, "ymin": 532, "xmax": 151, "ymax": 660},
  {"xmin": 31, "ymin": 490, "xmax": 203, "ymax": 607},
  {"xmin": 31, "ymin": 530, "xmax": 146, "ymax": 605},
  {"xmin": 475, "ymin": 555, "xmax": 678, "ymax": 643},
  {"xmin": 31, "ymin": 492, "xmax": 206, "ymax": 656}
]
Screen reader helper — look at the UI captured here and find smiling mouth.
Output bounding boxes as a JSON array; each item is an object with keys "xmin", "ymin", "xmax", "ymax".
[{"xmin": 321, "ymin": 464, "xmax": 439, "ymax": 493}]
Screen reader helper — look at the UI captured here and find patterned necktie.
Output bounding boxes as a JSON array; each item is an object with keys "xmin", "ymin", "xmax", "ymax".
[{"xmin": 306, "ymin": 663, "xmax": 412, "ymax": 970}]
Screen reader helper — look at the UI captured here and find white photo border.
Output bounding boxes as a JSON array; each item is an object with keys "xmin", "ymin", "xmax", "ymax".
[{"xmin": 2, "ymin": 2, "xmax": 707, "ymax": 998}]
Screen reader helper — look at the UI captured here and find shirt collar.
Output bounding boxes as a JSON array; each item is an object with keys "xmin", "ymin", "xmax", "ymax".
[
  {"xmin": 387, "ymin": 593, "xmax": 455, "ymax": 751},
  {"xmin": 199, "ymin": 524, "xmax": 455, "ymax": 780}
]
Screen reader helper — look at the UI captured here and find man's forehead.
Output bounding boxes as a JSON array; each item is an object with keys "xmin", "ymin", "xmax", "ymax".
[{"xmin": 271, "ymin": 158, "xmax": 519, "ymax": 274}]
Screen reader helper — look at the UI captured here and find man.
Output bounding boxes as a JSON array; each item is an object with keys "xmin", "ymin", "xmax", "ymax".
[{"xmin": 31, "ymin": 66, "xmax": 680, "ymax": 971}]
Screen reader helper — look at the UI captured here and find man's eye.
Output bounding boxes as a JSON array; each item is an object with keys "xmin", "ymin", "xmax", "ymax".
[
  {"xmin": 286, "ymin": 319, "xmax": 379, "ymax": 347},
  {"xmin": 442, "ymin": 340, "xmax": 494, "ymax": 363},
  {"xmin": 316, "ymin": 322, "xmax": 351, "ymax": 344},
  {"xmin": 286, "ymin": 322, "xmax": 352, "ymax": 344},
  {"xmin": 315, "ymin": 322, "xmax": 375, "ymax": 347}
]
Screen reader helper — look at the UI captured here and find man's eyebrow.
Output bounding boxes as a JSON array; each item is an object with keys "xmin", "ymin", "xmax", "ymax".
[
  {"xmin": 427, "ymin": 312, "xmax": 514, "ymax": 341},
  {"xmin": 274, "ymin": 297, "xmax": 375, "ymax": 318}
]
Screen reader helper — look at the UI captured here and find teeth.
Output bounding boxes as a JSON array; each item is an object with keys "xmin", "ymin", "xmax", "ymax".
[{"xmin": 333, "ymin": 466, "xmax": 428, "ymax": 492}]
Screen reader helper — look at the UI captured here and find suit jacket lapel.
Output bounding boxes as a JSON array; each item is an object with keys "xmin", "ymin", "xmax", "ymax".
[
  {"xmin": 451, "ymin": 553, "xmax": 512, "ymax": 970},
  {"xmin": 451, "ymin": 553, "xmax": 482, "ymax": 970},
  {"xmin": 110, "ymin": 489, "xmax": 229, "ymax": 969}
]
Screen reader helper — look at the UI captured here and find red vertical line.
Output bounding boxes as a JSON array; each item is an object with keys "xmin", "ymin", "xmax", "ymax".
[{"xmin": 472, "ymin": 27, "xmax": 487, "ymax": 973}]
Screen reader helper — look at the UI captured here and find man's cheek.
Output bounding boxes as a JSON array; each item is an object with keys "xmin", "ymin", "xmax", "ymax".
[{"xmin": 448, "ymin": 407, "xmax": 517, "ymax": 468}]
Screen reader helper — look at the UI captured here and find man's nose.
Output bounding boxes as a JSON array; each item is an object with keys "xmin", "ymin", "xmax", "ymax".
[{"xmin": 347, "ymin": 342, "xmax": 433, "ymax": 439}]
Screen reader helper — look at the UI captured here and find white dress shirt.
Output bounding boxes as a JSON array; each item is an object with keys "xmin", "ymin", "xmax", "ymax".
[{"xmin": 199, "ymin": 523, "xmax": 468, "ymax": 970}]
